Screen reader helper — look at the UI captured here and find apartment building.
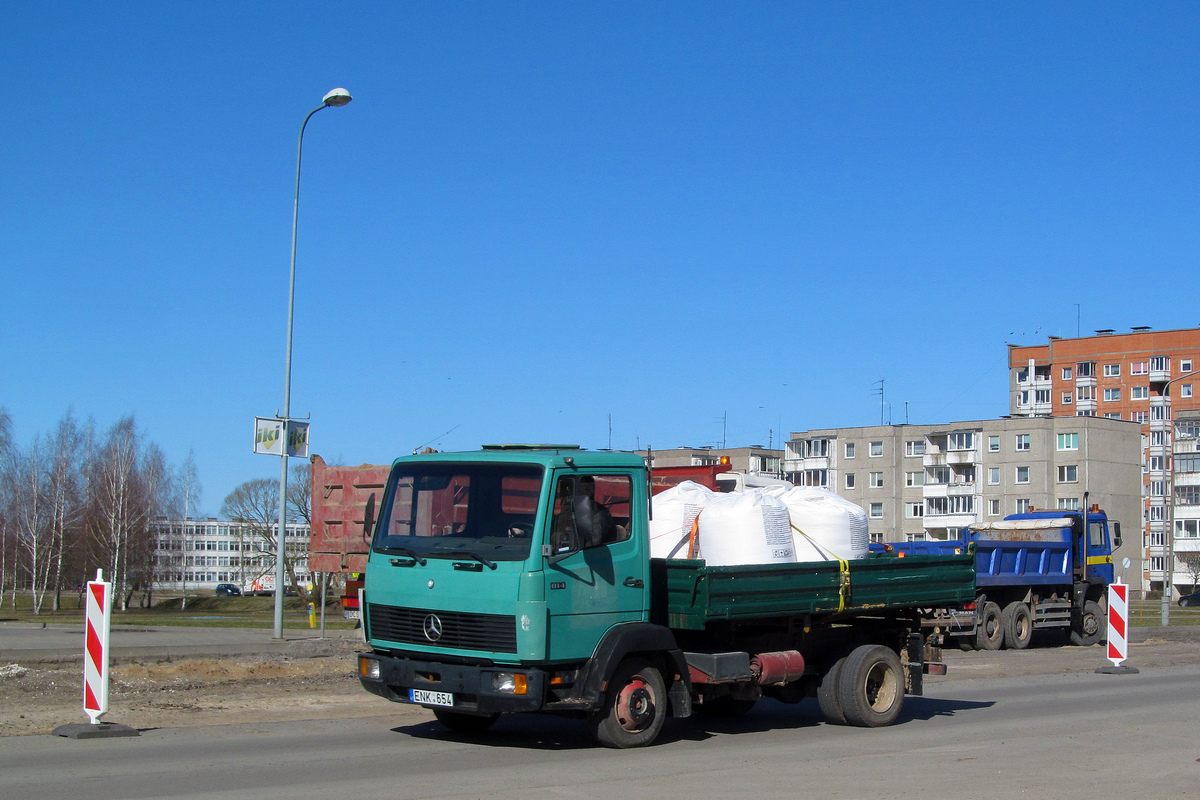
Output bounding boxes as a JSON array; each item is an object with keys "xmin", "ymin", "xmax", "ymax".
[
  {"xmin": 150, "ymin": 518, "xmax": 312, "ymax": 593},
  {"xmin": 1009, "ymin": 326, "xmax": 1200, "ymax": 595},
  {"xmin": 642, "ymin": 446, "xmax": 785, "ymax": 476},
  {"xmin": 783, "ymin": 417, "xmax": 1142, "ymax": 586}
]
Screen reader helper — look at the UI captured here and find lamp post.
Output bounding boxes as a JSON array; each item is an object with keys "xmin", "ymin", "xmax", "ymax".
[
  {"xmin": 274, "ymin": 88, "xmax": 352, "ymax": 639},
  {"xmin": 1157, "ymin": 371, "xmax": 1189, "ymax": 628}
]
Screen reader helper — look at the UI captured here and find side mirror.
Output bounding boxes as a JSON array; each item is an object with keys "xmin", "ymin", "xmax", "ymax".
[
  {"xmin": 363, "ymin": 493, "xmax": 377, "ymax": 542},
  {"xmin": 1112, "ymin": 521, "xmax": 1122, "ymax": 549}
]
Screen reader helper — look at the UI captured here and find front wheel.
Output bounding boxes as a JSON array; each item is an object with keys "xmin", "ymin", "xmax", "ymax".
[
  {"xmin": 588, "ymin": 657, "xmax": 667, "ymax": 748},
  {"xmin": 1070, "ymin": 600, "xmax": 1105, "ymax": 646},
  {"xmin": 432, "ymin": 709, "xmax": 500, "ymax": 733},
  {"xmin": 836, "ymin": 645, "xmax": 905, "ymax": 728}
]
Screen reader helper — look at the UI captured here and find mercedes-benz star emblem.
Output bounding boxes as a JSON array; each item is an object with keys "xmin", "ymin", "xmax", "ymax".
[{"xmin": 423, "ymin": 614, "xmax": 443, "ymax": 642}]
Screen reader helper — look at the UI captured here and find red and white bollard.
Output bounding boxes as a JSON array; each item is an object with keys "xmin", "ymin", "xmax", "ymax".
[
  {"xmin": 1096, "ymin": 582, "xmax": 1139, "ymax": 675},
  {"xmin": 83, "ymin": 569, "xmax": 112, "ymax": 724},
  {"xmin": 52, "ymin": 569, "xmax": 139, "ymax": 738}
]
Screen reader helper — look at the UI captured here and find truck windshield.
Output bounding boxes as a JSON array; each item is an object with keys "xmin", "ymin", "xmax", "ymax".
[{"xmin": 373, "ymin": 463, "xmax": 544, "ymax": 562}]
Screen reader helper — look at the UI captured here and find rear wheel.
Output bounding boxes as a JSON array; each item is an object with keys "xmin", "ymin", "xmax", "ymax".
[
  {"xmin": 1001, "ymin": 602, "xmax": 1033, "ymax": 650},
  {"xmin": 836, "ymin": 645, "xmax": 905, "ymax": 728},
  {"xmin": 1069, "ymin": 600, "xmax": 1105, "ymax": 646},
  {"xmin": 432, "ymin": 709, "xmax": 500, "ymax": 733},
  {"xmin": 588, "ymin": 657, "xmax": 666, "ymax": 748},
  {"xmin": 817, "ymin": 656, "xmax": 848, "ymax": 725},
  {"xmin": 976, "ymin": 601, "xmax": 1004, "ymax": 650}
]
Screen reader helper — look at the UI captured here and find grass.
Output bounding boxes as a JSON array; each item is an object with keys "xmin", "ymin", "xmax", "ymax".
[
  {"xmin": 0, "ymin": 591, "xmax": 357, "ymax": 630},
  {"xmin": 1128, "ymin": 598, "xmax": 1200, "ymax": 627}
]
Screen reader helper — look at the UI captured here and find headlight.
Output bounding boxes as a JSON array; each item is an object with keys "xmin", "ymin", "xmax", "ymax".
[
  {"xmin": 491, "ymin": 672, "xmax": 528, "ymax": 694},
  {"xmin": 360, "ymin": 656, "xmax": 381, "ymax": 680}
]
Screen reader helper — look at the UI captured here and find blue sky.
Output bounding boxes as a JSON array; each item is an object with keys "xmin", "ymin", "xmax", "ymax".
[{"xmin": 4, "ymin": 3, "xmax": 1200, "ymax": 514}]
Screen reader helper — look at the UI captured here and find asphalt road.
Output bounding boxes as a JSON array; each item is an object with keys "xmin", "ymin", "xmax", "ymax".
[{"xmin": 1, "ymin": 662, "xmax": 1195, "ymax": 800}]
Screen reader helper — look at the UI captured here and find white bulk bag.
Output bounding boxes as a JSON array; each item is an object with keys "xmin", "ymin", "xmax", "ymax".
[
  {"xmin": 649, "ymin": 481, "xmax": 714, "ymax": 559},
  {"xmin": 775, "ymin": 486, "xmax": 869, "ymax": 562},
  {"xmin": 696, "ymin": 489, "xmax": 795, "ymax": 566}
]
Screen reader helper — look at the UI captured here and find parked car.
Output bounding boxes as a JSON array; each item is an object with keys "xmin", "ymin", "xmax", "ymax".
[
  {"xmin": 215, "ymin": 583, "xmax": 242, "ymax": 597},
  {"xmin": 1178, "ymin": 590, "xmax": 1200, "ymax": 607}
]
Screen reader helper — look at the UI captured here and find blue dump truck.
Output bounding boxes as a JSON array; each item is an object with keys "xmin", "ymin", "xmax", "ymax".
[
  {"xmin": 890, "ymin": 502, "xmax": 1120, "ymax": 650},
  {"xmin": 355, "ymin": 446, "xmax": 977, "ymax": 747}
]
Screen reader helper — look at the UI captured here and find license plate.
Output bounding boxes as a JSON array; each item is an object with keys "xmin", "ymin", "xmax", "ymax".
[
  {"xmin": 343, "ymin": 609, "xmax": 360, "ymax": 620},
  {"xmin": 410, "ymin": 689, "xmax": 454, "ymax": 707}
]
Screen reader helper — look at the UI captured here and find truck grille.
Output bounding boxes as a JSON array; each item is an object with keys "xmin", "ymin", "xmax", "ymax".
[{"xmin": 368, "ymin": 604, "xmax": 518, "ymax": 653}]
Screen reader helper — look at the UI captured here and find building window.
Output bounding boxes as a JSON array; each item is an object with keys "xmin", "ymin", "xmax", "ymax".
[
  {"xmin": 905, "ymin": 471, "xmax": 925, "ymax": 487},
  {"xmin": 1149, "ymin": 455, "xmax": 1165, "ymax": 471},
  {"xmin": 1035, "ymin": 389, "xmax": 1051, "ymax": 404},
  {"xmin": 1151, "ymin": 405, "xmax": 1169, "ymax": 421},
  {"xmin": 1131, "ymin": 386, "xmax": 1149, "ymax": 400},
  {"xmin": 1057, "ymin": 432, "xmax": 1079, "ymax": 450},
  {"xmin": 1151, "ymin": 430, "xmax": 1166, "ymax": 447},
  {"xmin": 1016, "ymin": 498, "xmax": 1031, "ymax": 514},
  {"xmin": 1131, "ymin": 361, "xmax": 1148, "ymax": 375},
  {"xmin": 905, "ymin": 440, "xmax": 924, "ymax": 457},
  {"xmin": 1062, "ymin": 392, "xmax": 1073, "ymax": 404},
  {"xmin": 1076, "ymin": 410, "xmax": 1096, "ymax": 417},
  {"xmin": 1062, "ymin": 367, "xmax": 1073, "ymax": 380},
  {"xmin": 1057, "ymin": 465, "xmax": 1078, "ymax": 483},
  {"xmin": 1149, "ymin": 556, "xmax": 1164, "ymax": 572},
  {"xmin": 1104, "ymin": 413, "xmax": 1121, "ymax": 419},
  {"xmin": 988, "ymin": 467, "xmax": 1000, "ymax": 485},
  {"xmin": 1175, "ymin": 486, "xmax": 1200, "ymax": 506},
  {"xmin": 869, "ymin": 472, "xmax": 884, "ymax": 488},
  {"xmin": 1056, "ymin": 497, "xmax": 1080, "ymax": 510},
  {"xmin": 1015, "ymin": 434, "xmax": 1030, "ymax": 452},
  {"xmin": 1177, "ymin": 453, "xmax": 1200, "ymax": 472},
  {"xmin": 799, "ymin": 469, "xmax": 829, "ymax": 487},
  {"xmin": 1104, "ymin": 388, "xmax": 1121, "ymax": 402},
  {"xmin": 844, "ymin": 472, "xmax": 855, "ymax": 489},
  {"xmin": 988, "ymin": 435, "xmax": 1000, "ymax": 452},
  {"xmin": 1183, "ymin": 384, "xmax": 1193, "ymax": 398},
  {"xmin": 926, "ymin": 498, "xmax": 947, "ymax": 516},
  {"xmin": 1182, "ymin": 359, "xmax": 1193, "ymax": 373},
  {"xmin": 870, "ymin": 441, "xmax": 883, "ymax": 457},
  {"xmin": 1176, "ymin": 519, "xmax": 1200, "ymax": 538},
  {"xmin": 1131, "ymin": 410, "xmax": 1148, "ymax": 423},
  {"xmin": 988, "ymin": 499, "xmax": 1001, "ymax": 516},
  {"xmin": 1016, "ymin": 466, "xmax": 1030, "ymax": 484},
  {"xmin": 1149, "ymin": 505, "xmax": 1165, "ymax": 522},
  {"xmin": 1017, "ymin": 390, "xmax": 1030, "ymax": 406},
  {"xmin": 1150, "ymin": 356, "xmax": 1169, "ymax": 372},
  {"xmin": 844, "ymin": 442, "xmax": 855, "ymax": 459},
  {"xmin": 1016, "ymin": 368, "xmax": 1029, "ymax": 383},
  {"xmin": 948, "ymin": 432, "xmax": 974, "ymax": 451},
  {"xmin": 1102, "ymin": 364, "xmax": 1120, "ymax": 377},
  {"xmin": 906, "ymin": 502, "xmax": 924, "ymax": 519},
  {"xmin": 1076, "ymin": 385, "xmax": 1095, "ymax": 401},
  {"xmin": 948, "ymin": 495, "xmax": 974, "ymax": 514},
  {"xmin": 1076, "ymin": 362, "xmax": 1095, "ymax": 377},
  {"xmin": 869, "ymin": 503, "xmax": 884, "ymax": 519},
  {"xmin": 928, "ymin": 466, "xmax": 951, "ymax": 485}
]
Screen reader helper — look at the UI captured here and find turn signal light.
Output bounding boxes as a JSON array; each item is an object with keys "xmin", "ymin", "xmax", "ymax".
[{"xmin": 360, "ymin": 656, "xmax": 380, "ymax": 680}]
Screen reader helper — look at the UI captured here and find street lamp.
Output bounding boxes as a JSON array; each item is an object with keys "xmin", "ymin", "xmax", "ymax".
[
  {"xmin": 1153, "ymin": 370, "xmax": 1191, "ymax": 627},
  {"xmin": 274, "ymin": 88, "xmax": 352, "ymax": 639}
]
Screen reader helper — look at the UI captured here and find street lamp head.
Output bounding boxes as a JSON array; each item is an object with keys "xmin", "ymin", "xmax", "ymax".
[{"xmin": 323, "ymin": 88, "xmax": 353, "ymax": 107}]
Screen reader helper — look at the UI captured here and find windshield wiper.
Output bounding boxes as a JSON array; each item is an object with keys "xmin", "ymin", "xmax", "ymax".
[
  {"xmin": 441, "ymin": 550, "xmax": 497, "ymax": 570},
  {"xmin": 386, "ymin": 546, "xmax": 427, "ymax": 566}
]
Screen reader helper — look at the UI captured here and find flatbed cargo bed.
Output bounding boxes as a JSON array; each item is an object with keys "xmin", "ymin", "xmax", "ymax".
[{"xmin": 656, "ymin": 551, "xmax": 977, "ymax": 630}]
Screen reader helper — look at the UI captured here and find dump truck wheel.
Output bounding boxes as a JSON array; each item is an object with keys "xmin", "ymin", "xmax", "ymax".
[
  {"xmin": 589, "ymin": 657, "xmax": 666, "ymax": 748},
  {"xmin": 976, "ymin": 601, "xmax": 1004, "ymax": 650},
  {"xmin": 837, "ymin": 645, "xmax": 904, "ymax": 728},
  {"xmin": 1002, "ymin": 602, "xmax": 1033, "ymax": 650},
  {"xmin": 1069, "ymin": 600, "xmax": 1104, "ymax": 646}
]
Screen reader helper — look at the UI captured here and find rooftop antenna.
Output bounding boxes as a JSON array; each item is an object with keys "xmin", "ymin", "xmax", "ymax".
[{"xmin": 874, "ymin": 379, "xmax": 885, "ymax": 425}]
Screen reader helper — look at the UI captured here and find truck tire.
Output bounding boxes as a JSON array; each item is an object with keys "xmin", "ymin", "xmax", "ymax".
[
  {"xmin": 817, "ymin": 657, "xmax": 848, "ymax": 725},
  {"xmin": 836, "ymin": 645, "xmax": 904, "ymax": 728},
  {"xmin": 432, "ymin": 709, "xmax": 500, "ymax": 733},
  {"xmin": 588, "ymin": 657, "xmax": 667, "ymax": 748},
  {"xmin": 1069, "ymin": 600, "xmax": 1104, "ymax": 646},
  {"xmin": 976, "ymin": 602, "xmax": 1004, "ymax": 650},
  {"xmin": 1001, "ymin": 602, "xmax": 1033, "ymax": 650}
]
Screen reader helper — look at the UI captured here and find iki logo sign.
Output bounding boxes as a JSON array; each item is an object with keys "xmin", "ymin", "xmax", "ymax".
[{"xmin": 253, "ymin": 418, "xmax": 309, "ymax": 458}]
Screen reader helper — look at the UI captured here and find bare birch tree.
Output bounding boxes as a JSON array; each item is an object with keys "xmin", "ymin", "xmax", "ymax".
[
  {"xmin": 222, "ymin": 478, "xmax": 307, "ymax": 599},
  {"xmin": 175, "ymin": 451, "xmax": 202, "ymax": 610},
  {"xmin": 43, "ymin": 411, "xmax": 86, "ymax": 611},
  {"xmin": 12, "ymin": 437, "xmax": 55, "ymax": 613},
  {"xmin": 0, "ymin": 410, "xmax": 15, "ymax": 610}
]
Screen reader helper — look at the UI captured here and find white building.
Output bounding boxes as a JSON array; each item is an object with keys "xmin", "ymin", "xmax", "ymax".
[{"xmin": 150, "ymin": 518, "xmax": 311, "ymax": 593}]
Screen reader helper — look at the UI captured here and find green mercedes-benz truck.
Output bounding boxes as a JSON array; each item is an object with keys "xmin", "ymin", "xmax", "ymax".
[{"xmin": 356, "ymin": 446, "xmax": 976, "ymax": 748}]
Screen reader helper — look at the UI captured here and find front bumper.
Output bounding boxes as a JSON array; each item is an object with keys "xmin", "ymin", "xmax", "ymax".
[{"xmin": 358, "ymin": 652, "xmax": 547, "ymax": 714}]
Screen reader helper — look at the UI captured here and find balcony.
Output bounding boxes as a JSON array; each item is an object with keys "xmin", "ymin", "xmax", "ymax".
[
  {"xmin": 946, "ymin": 482, "xmax": 977, "ymax": 496},
  {"xmin": 923, "ymin": 513, "xmax": 977, "ymax": 529},
  {"xmin": 1174, "ymin": 472, "xmax": 1200, "ymax": 487},
  {"xmin": 1150, "ymin": 368, "xmax": 1171, "ymax": 384}
]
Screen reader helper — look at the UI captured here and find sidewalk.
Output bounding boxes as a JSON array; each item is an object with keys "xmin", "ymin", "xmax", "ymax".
[{"xmin": 0, "ymin": 621, "xmax": 362, "ymax": 665}]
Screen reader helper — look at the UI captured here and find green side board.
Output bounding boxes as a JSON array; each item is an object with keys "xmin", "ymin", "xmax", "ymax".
[{"xmin": 658, "ymin": 552, "xmax": 977, "ymax": 631}]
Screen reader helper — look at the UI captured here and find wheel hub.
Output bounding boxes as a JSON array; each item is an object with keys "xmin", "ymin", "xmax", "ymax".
[{"xmin": 616, "ymin": 678, "xmax": 655, "ymax": 731}]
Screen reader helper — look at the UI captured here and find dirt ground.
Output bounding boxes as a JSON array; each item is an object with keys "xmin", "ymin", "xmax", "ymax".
[{"xmin": 2, "ymin": 630, "xmax": 1197, "ymax": 737}]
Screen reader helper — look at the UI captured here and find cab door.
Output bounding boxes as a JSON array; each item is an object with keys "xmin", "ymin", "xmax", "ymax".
[{"xmin": 544, "ymin": 471, "xmax": 648, "ymax": 661}]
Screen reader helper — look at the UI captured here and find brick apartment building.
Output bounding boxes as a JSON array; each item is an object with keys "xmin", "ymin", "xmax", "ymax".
[{"xmin": 1009, "ymin": 326, "xmax": 1200, "ymax": 596}]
